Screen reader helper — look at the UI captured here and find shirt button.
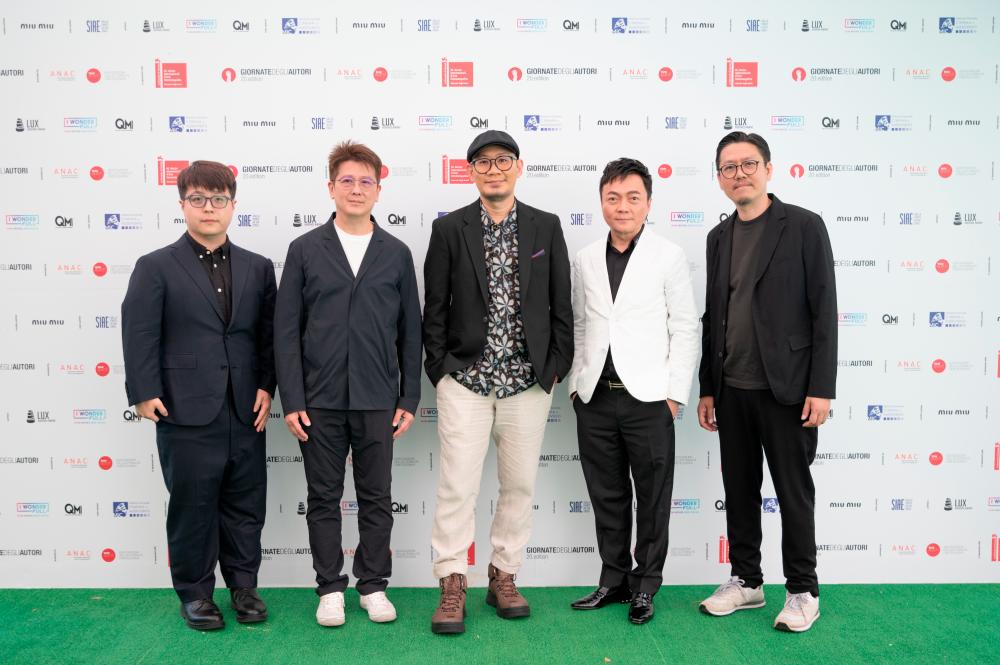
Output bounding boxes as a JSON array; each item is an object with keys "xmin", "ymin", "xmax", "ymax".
[
  {"xmin": 217, "ymin": 288, "xmax": 222, "ymax": 293},
  {"xmin": 718, "ymin": 352, "xmax": 723, "ymax": 358},
  {"xmin": 482, "ymin": 316, "xmax": 488, "ymax": 323}
]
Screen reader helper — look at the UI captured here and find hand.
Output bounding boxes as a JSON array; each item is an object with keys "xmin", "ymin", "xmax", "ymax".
[
  {"xmin": 135, "ymin": 397, "xmax": 168, "ymax": 422},
  {"xmin": 285, "ymin": 410, "xmax": 311, "ymax": 442},
  {"xmin": 252, "ymin": 389, "xmax": 272, "ymax": 432},
  {"xmin": 392, "ymin": 408, "xmax": 414, "ymax": 439},
  {"xmin": 801, "ymin": 396, "xmax": 830, "ymax": 428},
  {"xmin": 697, "ymin": 396, "xmax": 717, "ymax": 432},
  {"xmin": 667, "ymin": 399, "xmax": 679, "ymax": 419}
]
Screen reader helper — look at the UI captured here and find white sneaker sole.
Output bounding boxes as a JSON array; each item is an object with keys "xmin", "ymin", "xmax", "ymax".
[
  {"xmin": 317, "ymin": 614, "xmax": 345, "ymax": 627},
  {"xmin": 699, "ymin": 599, "xmax": 766, "ymax": 617},
  {"xmin": 774, "ymin": 610, "xmax": 820, "ymax": 633},
  {"xmin": 360, "ymin": 598, "xmax": 397, "ymax": 623}
]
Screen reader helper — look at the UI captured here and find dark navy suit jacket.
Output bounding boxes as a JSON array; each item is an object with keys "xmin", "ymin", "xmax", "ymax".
[
  {"xmin": 274, "ymin": 216, "xmax": 422, "ymax": 414},
  {"xmin": 121, "ymin": 234, "xmax": 277, "ymax": 426}
]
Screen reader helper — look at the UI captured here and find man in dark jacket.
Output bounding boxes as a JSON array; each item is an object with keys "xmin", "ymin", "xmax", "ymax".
[
  {"xmin": 696, "ymin": 132, "xmax": 837, "ymax": 633},
  {"xmin": 122, "ymin": 160, "xmax": 276, "ymax": 630}
]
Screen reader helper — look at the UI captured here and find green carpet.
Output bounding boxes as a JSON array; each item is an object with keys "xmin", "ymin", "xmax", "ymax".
[{"xmin": 3, "ymin": 585, "xmax": 997, "ymax": 664}]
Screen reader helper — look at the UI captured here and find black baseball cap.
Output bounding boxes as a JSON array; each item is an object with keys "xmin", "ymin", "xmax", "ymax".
[{"xmin": 466, "ymin": 130, "xmax": 520, "ymax": 162}]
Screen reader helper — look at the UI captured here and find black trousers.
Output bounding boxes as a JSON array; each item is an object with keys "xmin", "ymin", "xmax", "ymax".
[
  {"xmin": 716, "ymin": 384, "xmax": 819, "ymax": 596},
  {"xmin": 300, "ymin": 408, "xmax": 394, "ymax": 596},
  {"xmin": 574, "ymin": 384, "xmax": 675, "ymax": 595},
  {"xmin": 155, "ymin": 392, "xmax": 266, "ymax": 603}
]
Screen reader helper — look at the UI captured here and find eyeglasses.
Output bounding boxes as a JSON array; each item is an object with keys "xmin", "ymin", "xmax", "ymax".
[
  {"xmin": 470, "ymin": 155, "xmax": 516, "ymax": 174},
  {"xmin": 184, "ymin": 194, "xmax": 232, "ymax": 208},
  {"xmin": 718, "ymin": 160, "xmax": 761, "ymax": 179},
  {"xmin": 334, "ymin": 176, "xmax": 378, "ymax": 190}
]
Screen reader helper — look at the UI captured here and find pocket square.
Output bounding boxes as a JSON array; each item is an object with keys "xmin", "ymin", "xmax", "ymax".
[{"xmin": 531, "ymin": 249, "xmax": 546, "ymax": 259}]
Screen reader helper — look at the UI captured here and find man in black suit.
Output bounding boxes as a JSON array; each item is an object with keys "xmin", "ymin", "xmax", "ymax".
[
  {"xmin": 424, "ymin": 130, "xmax": 573, "ymax": 634},
  {"xmin": 696, "ymin": 132, "xmax": 837, "ymax": 633},
  {"xmin": 274, "ymin": 141, "xmax": 421, "ymax": 628},
  {"xmin": 121, "ymin": 160, "xmax": 276, "ymax": 630}
]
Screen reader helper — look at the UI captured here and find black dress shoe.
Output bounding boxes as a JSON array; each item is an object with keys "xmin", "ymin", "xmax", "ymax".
[
  {"xmin": 230, "ymin": 588, "xmax": 268, "ymax": 623},
  {"xmin": 629, "ymin": 592, "xmax": 654, "ymax": 625},
  {"xmin": 570, "ymin": 584, "xmax": 632, "ymax": 610},
  {"xmin": 180, "ymin": 598, "xmax": 225, "ymax": 631}
]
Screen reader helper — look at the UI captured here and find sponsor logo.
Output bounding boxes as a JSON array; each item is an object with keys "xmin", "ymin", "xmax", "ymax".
[
  {"xmin": 16, "ymin": 502, "xmax": 49, "ymax": 517},
  {"xmin": 671, "ymin": 499, "xmax": 700, "ymax": 514},
  {"xmin": 569, "ymin": 500, "xmax": 592, "ymax": 513},
  {"xmin": 72, "ymin": 409, "xmax": 107, "ymax": 424},
  {"xmin": 523, "ymin": 114, "xmax": 563, "ymax": 132},
  {"xmin": 4, "ymin": 214, "xmax": 39, "ymax": 231},
  {"xmin": 169, "ymin": 116, "xmax": 208, "ymax": 133},
  {"xmin": 473, "ymin": 19, "xmax": 500, "ymax": 32},
  {"xmin": 890, "ymin": 19, "xmax": 908, "ymax": 32},
  {"xmin": 867, "ymin": 404, "xmax": 904, "ymax": 421},
  {"xmin": 762, "ymin": 498, "xmax": 780, "ymax": 513},
  {"xmin": 890, "ymin": 498, "xmax": 913, "ymax": 511},
  {"xmin": 669, "ymin": 211, "xmax": 704, "ymax": 228},
  {"xmin": 516, "ymin": 19, "xmax": 547, "ymax": 32},
  {"xmin": 416, "ymin": 19, "xmax": 441, "ymax": 32},
  {"xmin": 875, "ymin": 114, "xmax": 913, "ymax": 132},
  {"xmin": 281, "ymin": 18, "xmax": 320, "ymax": 35},
  {"xmin": 418, "ymin": 115, "xmax": 452, "ymax": 130},
  {"xmin": 745, "ymin": 19, "xmax": 769, "ymax": 32},
  {"xmin": 726, "ymin": 58, "xmax": 758, "ymax": 87},
  {"xmin": 611, "ymin": 17, "xmax": 651, "ymax": 34},
  {"xmin": 939, "ymin": 17, "xmax": 977, "ymax": 34},
  {"xmin": 441, "ymin": 156, "xmax": 471, "ymax": 184},
  {"xmin": 154, "ymin": 60, "xmax": 187, "ymax": 88},
  {"xmin": 843, "ymin": 18, "xmax": 876, "ymax": 33},
  {"xmin": 184, "ymin": 19, "xmax": 217, "ymax": 33},
  {"xmin": 441, "ymin": 59, "xmax": 473, "ymax": 87},
  {"xmin": 718, "ymin": 537, "xmax": 730, "ymax": 563}
]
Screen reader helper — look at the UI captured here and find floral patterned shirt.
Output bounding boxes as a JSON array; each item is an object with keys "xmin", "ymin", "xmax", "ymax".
[{"xmin": 451, "ymin": 203, "xmax": 537, "ymax": 398}]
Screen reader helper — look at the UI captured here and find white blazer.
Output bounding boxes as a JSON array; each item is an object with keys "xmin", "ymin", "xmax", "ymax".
[{"xmin": 566, "ymin": 226, "xmax": 700, "ymax": 404}]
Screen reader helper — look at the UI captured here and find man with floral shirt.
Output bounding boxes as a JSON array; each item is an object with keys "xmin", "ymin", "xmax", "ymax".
[{"xmin": 423, "ymin": 130, "xmax": 573, "ymax": 634}]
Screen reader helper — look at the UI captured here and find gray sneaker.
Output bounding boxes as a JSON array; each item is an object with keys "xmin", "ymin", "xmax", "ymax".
[
  {"xmin": 774, "ymin": 591, "xmax": 820, "ymax": 632},
  {"xmin": 699, "ymin": 577, "xmax": 766, "ymax": 616}
]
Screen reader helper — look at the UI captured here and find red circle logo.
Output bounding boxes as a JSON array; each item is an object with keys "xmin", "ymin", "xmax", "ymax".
[
  {"xmin": 789, "ymin": 164, "xmax": 805, "ymax": 178},
  {"xmin": 379, "ymin": 165, "xmax": 389, "ymax": 180},
  {"xmin": 507, "ymin": 67, "xmax": 523, "ymax": 82},
  {"xmin": 791, "ymin": 67, "xmax": 807, "ymax": 82},
  {"xmin": 95, "ymin": 362, "xmax": 110, "ymax": 377},
  {"xmin": 929, "ymin": 452, "xmax": 943, "ymax": 466},
  {"xmin": 98, "ymin": 456, "xmax": 113, "ymax": 470},
  {"xmin": 934, "ymin": 259, "xmax": 950, "ymax": 274},
  {"xmin": 90, "ymin": 166, "xmax": 105, "ymax": 181},
  {"xmin": 92, "ymin": 262, "xmax": 108, "ymax": 277},
  {"xmin": 931, "ymin": 359, "xmax": 946, "ymax": 374},
  {"xmin": 221, "ymin": 67, "xmax": 237, "ymax": 82},
  {"xmin": 373, "ymin": 67, "xmax": 388, "ymax": 82},
  {"xmin": 926, "ymin": 543, "xmax": 941, "ymax": 557},
  {"xmin": 657, "ymin": 164, "xmax": 672, "ymax": 179},
  {"xmin": 941, "ymin": 67, "xmax": 956, "ymax": 82},
  {"xmin": 102, "ymin": 548, "xmax": 116, "ymax": 562},
  {"xmin": 86, "ymin": 68, "xmax": 101, "ymax": 83},
  {"xmin": 938, "ymin": 163, "xmax": 953, "ymax": 178},
  {"xmin": 228, "ymin": 165, "xmax": 239, "ymax": 178},
  {"xmin": 658, "ymin": 67, "xmax": 673, "ymax": 82}
]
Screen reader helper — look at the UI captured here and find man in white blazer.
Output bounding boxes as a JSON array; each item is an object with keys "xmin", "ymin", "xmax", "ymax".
[{"xmin": 566, "ymin": 158, "xmax": 699, "ymax": 624}]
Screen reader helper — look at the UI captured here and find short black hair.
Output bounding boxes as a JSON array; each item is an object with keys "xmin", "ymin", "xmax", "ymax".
[
  {"xmin": 177, "ymin": 160, "xmax": 236, "ymax": 199},
  {"xmin": 715, "ymin": 132, "xmax": 771, "ymax": 169},
  {"xmin": 599, "ymin": 157, "xmax": 652, "ymax": 200}
]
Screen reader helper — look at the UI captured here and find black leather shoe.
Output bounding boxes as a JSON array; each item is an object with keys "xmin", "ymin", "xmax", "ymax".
[
  {"xmin": 570, "ymin": 584, "xmax": 632, "ymax": 610},
  {"xmin": 629, "ymin": 592, "xmax": 654, "ymax": 625},
  {"xmin": 230, "ymin": 588, "xmax": 268, "ymax": 623},
  {"xmin": 180, "ymin": 598, "xmax": 225, "ymax": 630}
]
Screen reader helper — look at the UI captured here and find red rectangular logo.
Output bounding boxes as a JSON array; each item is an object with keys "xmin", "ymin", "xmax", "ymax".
[
  {"xmin": 157, "ymin": 157, "xmax": 189, "ymax": 185},
  {"xmin": 726, "ymin": 58, "xmax": 758, "ymax": 87},
  {"xmin": 718, "ymin": 536, "xmax": 730, "ymax": 563},
  {"xmin": 441, "ymin": 155, "xmax": 471, "ymax": 184},
  {"xmin": 441, "ymin": 59, "xmax": 474, "ymax": 87},
  {"xmin": 155, "ymin": 59, "xmax": 188, "ymax": 88},
  {"xmin": 466, "ymin": 542, "xmax": 475, "ymax": 566}
]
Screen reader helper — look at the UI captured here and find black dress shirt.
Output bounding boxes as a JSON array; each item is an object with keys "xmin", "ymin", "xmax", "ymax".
[{"xmin": 185, "ymin": 233, "xmax": 232, "ymax": 325}]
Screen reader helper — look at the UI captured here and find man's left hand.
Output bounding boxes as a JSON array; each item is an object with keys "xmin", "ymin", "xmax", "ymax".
[
  {"xmin": 801, "ymin": 396, "xmax": 830, "ymax": 428},
  {"xmin": 667, "ymin": 399, "xmax": 679, "ymax": 419},
  {"xmin": 392, "ymin": 409, "xmax": 414, "ymax": 439},
  {"xmin": 253, "ymin": 389, "xmax": 272, "ymax": 432}
]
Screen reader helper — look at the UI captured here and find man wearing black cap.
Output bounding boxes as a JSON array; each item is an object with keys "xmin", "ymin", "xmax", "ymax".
[{"xmin": 423, "ymin": 130, "xmax": 573, "ymax": 634}]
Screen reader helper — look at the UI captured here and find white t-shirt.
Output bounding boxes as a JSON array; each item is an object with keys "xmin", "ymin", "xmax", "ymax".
[{"xmin": 335, "ymin": 224, "xmax": 373, "ymax": 277}]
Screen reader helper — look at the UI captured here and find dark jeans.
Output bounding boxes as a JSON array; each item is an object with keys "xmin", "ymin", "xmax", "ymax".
[
  {"xmin": 574, "ymin": 384, "xmax": 675, "ymax": 595},
  {"xmin": 300, "ymin": 408, "xmax": 394, "ymax": 596},
  {"xmin": 717, "ymin": 384, "xmax": 819, "ymax": 596}
]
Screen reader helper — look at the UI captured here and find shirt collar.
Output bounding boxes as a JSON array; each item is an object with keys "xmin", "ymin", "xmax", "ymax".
[
  {"xmin": 606, "ymin": 223, "xmax": 645, "ymax": 254},
  {"xmin": 480, "ymin": 201, "xmax": 518, "ymax": 229},
  {"xmin": 185, "ymin": 232, "xmax": 230, "ymax": 257}
]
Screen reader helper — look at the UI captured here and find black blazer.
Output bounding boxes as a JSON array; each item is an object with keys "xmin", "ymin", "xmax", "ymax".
[
  {"xmin": 698, "ymin": 194, "xmax": 837, "ymax": 405},
  {"xmin": 121, "ymin": 234, "xmax": 277, "ymax": 426},
  {"xmin": 274, "ymin": 216, "xmax": 422, "ymax": 414},
  {"xmin": 423, "ymin": 199, "xmax": 573, "ymax": 392}
]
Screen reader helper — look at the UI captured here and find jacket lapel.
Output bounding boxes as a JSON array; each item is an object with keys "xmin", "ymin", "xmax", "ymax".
[
  {"xmin": 170, "ymin": 234, "xmax": 224, "ymax": 323},
  {"xmin": 227, "ymin": 243, "xmax": 249, "ymax": 331},
  {"xmin": 352, "ymin": 222, "xmax": 385, "ymax": 294},
  {"xmin": 461, "ymin": 201, "xmax": 489, "ymax": 305},
  {"xmin": 322, "ymin": 214, "xmax": 356, "ymax": 280},
  {"xmin": 716, "ymin": 216, "xmax": 734, "ymax": 314},
  {"xmin": 516, "ymin": 202, "xmax": 536, "ymax": 300},
  {"xmin": 591, "ymin": 243, "xmax": 614, "ymax": 311},
  {"xmin": 753, "ymin": 195, "xmax": 788, "ymax": 285}
]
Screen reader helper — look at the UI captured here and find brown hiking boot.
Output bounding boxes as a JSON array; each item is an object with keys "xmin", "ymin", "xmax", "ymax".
[
  {"xmin": 431, "ymin": 573, "xmax": 467, "ymax": 634},
  {"xmin": 486, "ymin": 563, "xmax": 530, "ymax": 619}
]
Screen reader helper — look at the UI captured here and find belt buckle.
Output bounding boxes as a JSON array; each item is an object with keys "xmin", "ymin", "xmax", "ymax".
[{"xmin": 607, "ymin": 380, "xmax": 625, "ymax": 390}]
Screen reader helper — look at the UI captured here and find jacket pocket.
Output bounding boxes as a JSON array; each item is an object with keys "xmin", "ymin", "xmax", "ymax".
[
  {"xmin": 162, "ymin": 353, "xmax": 197, "ymax": 369},
  {"xmin": 788, "ymin": 333, "xmax": 812, "ymax": 351}
]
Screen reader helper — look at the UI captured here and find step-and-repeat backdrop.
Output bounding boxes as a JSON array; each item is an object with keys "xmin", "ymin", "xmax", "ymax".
[{"xmin": 1, "ymin": 1, "xmax": 998, "ymax": 589}]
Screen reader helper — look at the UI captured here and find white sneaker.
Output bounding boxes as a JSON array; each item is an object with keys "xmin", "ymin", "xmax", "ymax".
[
  {"xmin": 773, "ymin": 591, "xmax": 820, "ymax": 632},
  {"xmin": 699, "ymin": 577, "xmax": 766, "ymax": 616},
  {"xmin": 316, "ymin": 591, "xmax": 346, "ymax": 627},
  {"xmin": 360, "ymin": 591, "xmax": 397, "ymax": 623}
]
